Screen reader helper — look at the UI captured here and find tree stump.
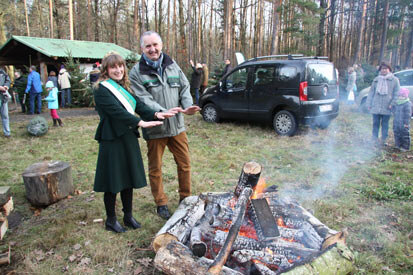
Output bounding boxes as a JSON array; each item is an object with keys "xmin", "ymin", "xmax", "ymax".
[{"xmin": 22, "ymin": 161, "xmax": 74, "ymax": 206}]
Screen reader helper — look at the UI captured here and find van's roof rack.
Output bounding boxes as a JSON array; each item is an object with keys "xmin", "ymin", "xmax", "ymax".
[
  {"xmin": 243, "ymin": 54, "xmax": 304, "ymax": 63},
  {"xmin": 291, "ymin": 56, "xmax": 329, "ymax": 60}
]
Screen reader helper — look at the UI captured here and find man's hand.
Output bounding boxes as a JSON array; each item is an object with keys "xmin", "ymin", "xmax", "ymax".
[
  {"xmin": 190, "ymin": 60, "xmax": 194, "ymax": 67},
  {"xmin": 182, "ymin": 105, "xmax": 201, "ymax": 115},
  {"xmin": 138, "ymin": 120, "xmax": 163, "ymax": 128},
  {"xmin": 156, "ymin": 111, "xmax": 176, "ymax": 120},
  {"xmin": 168, "ymin": 107, "xmax": 184, "ymax": 113}
]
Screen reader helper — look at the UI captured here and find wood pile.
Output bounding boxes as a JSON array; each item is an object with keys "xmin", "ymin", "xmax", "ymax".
[{"xmin": 0, "ymin": 186, "xmax": 13, "ymax": 265}]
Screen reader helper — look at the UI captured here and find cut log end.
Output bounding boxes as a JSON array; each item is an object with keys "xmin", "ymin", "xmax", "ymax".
[
  {"xmin": 153, "ymin": 233, "xmax": 178, "ymax": 252},
  {"xmin": 192, "ymin": 243, "xmax": 207, "ymax": 257},
  {"xmin": 243, "ymin": 162, "xmax": 262, "ymax": 175}
]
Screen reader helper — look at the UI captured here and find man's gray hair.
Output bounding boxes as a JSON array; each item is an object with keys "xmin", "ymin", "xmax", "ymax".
[
  {"xmin": 140, "ymin": 31, "xmax": 163, "ymax": 48},
  {"xmin": 30, "ymin": 65, "xmax": 37, "ymax": 71}
]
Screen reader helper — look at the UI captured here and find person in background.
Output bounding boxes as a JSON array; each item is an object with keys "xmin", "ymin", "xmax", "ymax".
[
  {"xmin": 0, "ymin": 67, "xmax": 11, "ymax": 138},
  {"xmin": 25, "ymin": 65, "xmax": 43, "ymax": 115},
  {"xmin": 129, "ymin": 31, "xmax": 200, "ymax": 220},
  {"xmin": 48, "ymin": 71, "xmax": 59, "ymax": 89},
  {"xmin": 13, "ymin": 70, "xmax": 28, "ymax": 113},
  {"xmin": 189, "ymin": 60, "xmax": 203, "ymax": 105},
  {"xmin": 94, "ymin": 52, "xmax": 175, "ymax": 233},
  {"xmin": 58, "ymin": 65, "xmax": 71, "ymax": 107},
  {"xmin": 89, "ymin": 63, "xmax": 100, "ymax": 85},
  {"xmin": 200, "ymin": 62, "xmax": 209, "ymax": 94},
  {"xmin": 44, "ymin": 81, "xmax": 64, "ymax": 127},
  {"xmin": 366, "ymin": 61, "xmax": 400, "ymax": 146},
  {"xmin": 346, "ymin": 66, "xmax": 357, "ymax": 104},
  {"xmin": 222, "ymin": 59, "xmax": 232, "ymax": 77},
  {"xmin": 392, "ymin": 88, "xmax": 411, "ymax": 152}
]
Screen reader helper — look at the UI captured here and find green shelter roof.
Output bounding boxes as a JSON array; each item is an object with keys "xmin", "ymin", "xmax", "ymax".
[{"xmin": 1, "ymin": 36, "xmax": 138, "ymax": 60}]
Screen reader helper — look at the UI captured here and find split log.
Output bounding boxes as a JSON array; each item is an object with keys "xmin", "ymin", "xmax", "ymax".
[
  {"xmin": 1, "ymin": 197, "xmax": 13, "ymax": 217},
  {"xmin": 234, "ymin": 162, "xmax": 262, "ymax": 197},
  {"xmin": 232, "ymin": 249, "xmax": 292, "ymax": 269},
  {"xmin": 153, "ymin": 196, "xmax": 205, "ymax": 252},
  {"xmin": 208, "ymin": 187, "xmax": 253, "ymax": 275},
  {"xmin": 0, "ymin": 219, "xmax": 8, "ymax": 240},
  {"xmin": 190, "ymin": 202, "xmax": 220, "ymax": 257},
  {"xmin": 0, "ymin": 186, "xmax": 10, "ymax": 206},
  {"xmin": 321, "ymin": 229, "xmax": 348, "ymax": 250},
  {"xmin": 22, "ymin": 161, "xmax": 74, "ymax": 206},
  {"xmin": 0, "ymin": 246, "xmax": 11, "ymax": 265},
  {"xmin": 154, "ymin": 241, "xmax": 242, "ymax": 275},
  {"xmin": 213, "ymin": 230, "xmax": 262, "ymax": 251}
]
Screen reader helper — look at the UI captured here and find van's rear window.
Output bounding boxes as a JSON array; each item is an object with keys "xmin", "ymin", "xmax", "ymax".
[{"xmin": 307, "ymin": 64, "xmax": 336, "ymax": 85}]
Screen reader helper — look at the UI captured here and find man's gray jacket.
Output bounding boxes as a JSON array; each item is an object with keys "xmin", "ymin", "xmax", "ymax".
[{"xmin": 129, "ymin": 53, "xmax": 193, "ymax": 140}]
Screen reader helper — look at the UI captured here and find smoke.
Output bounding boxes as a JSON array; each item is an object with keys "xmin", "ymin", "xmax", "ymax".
[{"xmin": 273, "ymin": 105, "xmax": 378, "ymax": 203}]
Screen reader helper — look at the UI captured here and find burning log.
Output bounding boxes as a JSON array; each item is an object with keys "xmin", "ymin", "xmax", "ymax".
[
  {"xmin": 153, "ymin": 196, "xmax": 205, "ymax": 252},
  {"xmin": 190, "ymin": 202, "xmax": 220, "ymax": 257},
  {"xmin": 213, "ymin": 230, "xmax": 262, "ymax": 251},
  {"xmin": 250, "ymin": 198, "xmax": 280, "ymax": 241},
  {"xmin": 208, "ymin": 187, "xmax": 253, "ymax": 275},
  {"xmin": 154, "ymin": 241, "xmax": 242, "ymax": 275},
  {"xmin": 234, "ymin": 162, "xmax": 261, "ymax": 197},
  {"xmin": 232, "ymin": 249, "xmax": 291, "ymax": 269}
]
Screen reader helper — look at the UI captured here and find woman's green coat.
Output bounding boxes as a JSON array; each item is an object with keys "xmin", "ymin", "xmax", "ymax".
[{"xmin": 93, "ymin": 82, "xmax": 157, "ymax": 193}]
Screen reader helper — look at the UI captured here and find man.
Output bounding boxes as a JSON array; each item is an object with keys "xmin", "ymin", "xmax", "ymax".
[
  {"xmin": 0, "ymin": 67, "xmax": 11, "ymax": 138},
  {"xmin": 129, "ymin": 31, "xmax": 200, "ymax": 219},
  {"xmin": 13, "ymin": 71, "xmax": 28, "ymax": 113},
  {"xmin": 58, "ymin": 65, "xmax": 71, "ymax": 107},
  {"xmin": 189, "ymin": 60, "xmax": 203, "ymax": 105},
  {"xmin": 200, "ymin": 62, "xmax": 209, "ymax": 93},
  {"xmin": 25, "ymin": 65, "xmax": 43, "ymax": 115},
  {"xmin": 222, "ymin": 59, "xmax": 232, "ymax": 76}
]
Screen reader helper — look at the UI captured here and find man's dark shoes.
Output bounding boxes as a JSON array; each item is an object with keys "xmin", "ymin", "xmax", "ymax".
[
  {"xmin": 105, "ymin": 219, "xmax": 126, "ymax": 233},
  {"xmin": 123, "ymin": 216, "xmax": 141, "ymax": 229},
  {"xmin": 157, "ymin": 205, "xmax": 171, "ymax": 220}
]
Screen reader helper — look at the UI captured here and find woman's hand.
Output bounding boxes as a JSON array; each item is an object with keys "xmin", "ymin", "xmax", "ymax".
[
  {"xmin": 138, "ymin": 120, "xmax": 163, "ymax": 128},
  {"xmin": 155, "ymin": 111, "xmax": 176, "ymax": 120}
]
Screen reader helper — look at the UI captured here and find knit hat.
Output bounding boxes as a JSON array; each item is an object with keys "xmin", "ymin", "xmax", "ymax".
[
  {"xmin": 398, "ymin": 88, "xmax": 409, "ymax": 98},
  {"xmin": 45, "ymin": 81, "xmax": 54, "ymax": 88}
]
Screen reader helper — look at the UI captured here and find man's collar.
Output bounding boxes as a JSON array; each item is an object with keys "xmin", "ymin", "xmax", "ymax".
[{"xmin": 139, "ymin": 53, "xmax": 174, "ymax": 76}]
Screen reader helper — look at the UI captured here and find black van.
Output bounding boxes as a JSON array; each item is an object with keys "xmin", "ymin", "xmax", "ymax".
[{"xmin": 199, "ymin": 55, "xmax": 340, "ymax": 136}]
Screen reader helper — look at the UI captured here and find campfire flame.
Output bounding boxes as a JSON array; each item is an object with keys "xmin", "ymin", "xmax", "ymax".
[{"xmin": 251, "ymin": 178, "xmax": 266, "ymax": 199}]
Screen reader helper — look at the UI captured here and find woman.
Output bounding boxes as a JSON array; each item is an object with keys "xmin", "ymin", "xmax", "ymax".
[
  {"xmin": 94, "ymin": 52, "xmax": 175, "ymax": 233},
  {"xmin": 366, "ymin": 62, "xmax": 400, "ymax": 146}
]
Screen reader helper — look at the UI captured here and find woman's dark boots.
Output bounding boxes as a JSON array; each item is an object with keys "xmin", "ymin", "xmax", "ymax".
[
  {"xmin": 105, "ymin": 216, "xmax": 127, "ymax": 233},
  {"xmin": 121, "ymin": 189, "xmax": 141, "ymax": 229},
  {"xmin": 123, "ymin": 212, "xmax": 141, "ymax": 229},
  {"xmin": 57, "ymin": 118, "xmax": 64, "ymax": 127},
  {"xmin": 53, "ymin": 119, "xmax": 58, "ymax": 127}
]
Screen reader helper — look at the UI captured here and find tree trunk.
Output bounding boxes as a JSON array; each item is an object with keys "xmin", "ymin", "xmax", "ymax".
[
  {"xmin": 158, "ymin": 0, "xmax": 163, "ymax": 37},
  {"xmin": 378, "ymin": 0, "xmax": 390, "ymax": 63},
  {"xmin": 166, "ymin": 0, "xmax": 170, "ymax": 53},
  {"xmin": 22, "ymin": 161, "xmax": 74, "ymax": 206},
  {"xmin": 353, "ymin": 0, "xmax": 367, "ymax": 63},
  {"xmin": 317, "ymin": 0, "xmax": 327, "ymax": 56},
  {"xmin": 133, "ymin": 0, "xmax": 140, "ymax": 49},
  {"xmin": 270, "ymin": 0, "xmax": 280, "ymax": 55},
  {"xmin": 68, "ymin": 0, "xmax": 74, "ymax": 40},
  {"xmin": 94, "ymin": 0, "xmax": 99, "ymax": 41},
  {"xmin": 403, "ymin": 28, "xmax": 413, "ymax": 69},
  {"xmin": 178, "ymin": 0, "xmax": 187, "ymax": 66},
  {"xmin": 328, "ymin": 0, "xmax": 337, "ymax": 61},
  {"xmin": 224, "ymin": 0, "xmax": 233, "ymax": 60},
  {"xmin": 24, "ymin": 0, "xmax": 30, "ymax": 36},
  {"xmin": 187, "ymin": 0, "xmax": 192, "ymax": 61}
]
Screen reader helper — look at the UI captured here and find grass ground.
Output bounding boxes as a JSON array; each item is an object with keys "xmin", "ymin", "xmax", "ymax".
[{"xmin": 0, "ymin": 105, "xmax": 412, "ymax": 274}]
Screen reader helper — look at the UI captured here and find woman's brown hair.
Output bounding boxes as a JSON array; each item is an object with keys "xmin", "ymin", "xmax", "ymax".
[{"xmin": 95, "ymin": 52, "xmax": 131, "ymax": 92}]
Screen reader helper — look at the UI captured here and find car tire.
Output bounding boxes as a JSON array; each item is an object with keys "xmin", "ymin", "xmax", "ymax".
[
  {"xmin": 202, "ymin": 103, "xmax": 220, "ymax": 123},
  {"xmin": 359, "ymin": 97, "xmax": 369, "ymax": 113},
  {"xmin": 273, "ymin": 110, "xmax": 297, "ymax": 136}
]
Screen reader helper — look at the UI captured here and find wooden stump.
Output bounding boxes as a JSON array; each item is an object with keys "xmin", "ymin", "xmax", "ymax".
[{"xmin": 22, "ymin": 161, "xmax": 74, "ymax": 206}]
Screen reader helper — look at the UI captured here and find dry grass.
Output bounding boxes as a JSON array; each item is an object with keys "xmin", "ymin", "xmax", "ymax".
[{"xmin": 0, "ymin": 105, "xmax": 412, "ymax": 274}]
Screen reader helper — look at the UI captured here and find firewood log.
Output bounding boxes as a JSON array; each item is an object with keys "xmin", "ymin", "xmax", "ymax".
[
  {"xmin": 0, "ymin": 219, "xmax": 8, "ymax": 240},
  {"xmin": 208, "ymin": 187, "xmax": 253, "ymax": 275},
  {"xmin": 234, "ymin": 162, "xmax": 262, "ymax": 197},
  {"xmin": 0, "ymin": 246, "xmax": 11, "ymax": 265},
  {"xmin": 154, "ymin": 241, "xmax": 242, "ymax": 275}
]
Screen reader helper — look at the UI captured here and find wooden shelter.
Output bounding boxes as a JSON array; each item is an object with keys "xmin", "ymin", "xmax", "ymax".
[{"xmin": 0, "ymin": 36, "xmax": 138, "ymax": 82}]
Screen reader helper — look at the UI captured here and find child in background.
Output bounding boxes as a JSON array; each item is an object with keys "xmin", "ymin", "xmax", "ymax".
[
  {"xmin": 393, "ymin": 88, "xmax": 411, "ymax": 152},
  {"xmin": 44, "ymin": 81, "xmax": 64, "ymax": 127}
]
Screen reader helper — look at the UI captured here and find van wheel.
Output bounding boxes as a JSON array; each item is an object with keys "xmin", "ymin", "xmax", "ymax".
[
  {"xmin": 202, "ymin": 103, "xmax": 220, "ymax": 123},
  {"xmin": 273, "ymin": 110, "xmax": 297, "ymax": 136}
]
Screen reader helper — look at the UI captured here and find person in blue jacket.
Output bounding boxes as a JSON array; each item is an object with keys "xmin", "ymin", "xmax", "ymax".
[
  {"xmin": 44, "ymin": 81, "xmax": 64, "ymax": 127},
  {"xmin": 25, "ymin": 65, "xmax": 43, "ymax": 115}
]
